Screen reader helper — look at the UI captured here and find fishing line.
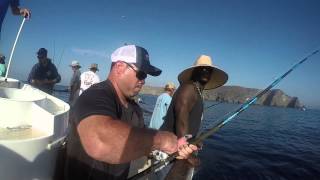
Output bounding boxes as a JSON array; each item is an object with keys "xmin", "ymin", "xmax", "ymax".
[
  {"xmin": 57, "ymin": 46, "xmax": 66, "ymax": 69},
  {"xmin": 4, "ymin": 17, "xmax": 26, "ymax": 80},
  {"xmin": 128, "ymin": 48, "xmax": 320, "ymax": 180},
  {"xmin": 53, "ymin": 40, "xmax": 56, "ymax": 63},
  {"xmin": 204, "ymin": 101, "xmax": 222, "ymax": 110}
]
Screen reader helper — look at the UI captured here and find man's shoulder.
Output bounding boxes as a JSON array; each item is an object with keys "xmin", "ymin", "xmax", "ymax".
[
  {"xmin": 159, "ymin": 92, "xmax": 170, "ymax": 98},
  {"xmin": 86, "ymin": 80, "xmax": 112, "ymax": 93},
  {"xmin": 31, "ymin": 63, "xmax": 41, "ymax": 69},
  {"xmin": 173, "ymin": 82, "xmax": 197, "ymax": 101},
  {"xmin": 78, "ymin": 81, "xmax": 115, "ymax": 106},
  {"xmin": 180, "ymin": 82, "xmax": 194, "ymax": 89},
  {"xmin": 75, "ymin": 70, "xmax": 81, "ymax": 76},
  {"xmin": 174, "ymin": 82, "xmax": 194, "ymax": 94},
  {"xmin": 47, "ymin": 59, "xmax": 57, "ymax": 67},
  {"xmin": 80, "ymin": 71, "xmax": 91, "ymax": 76},
  {"xmin": 81, "ymin": 70, "xmax": 90, "ymax": 74}
]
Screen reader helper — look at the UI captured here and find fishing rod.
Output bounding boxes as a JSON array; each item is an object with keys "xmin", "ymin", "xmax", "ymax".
[
  {"xmin": 4, "ymin": 17, "xmax": 27, "ymax": 80},
  {"xmin": 137, "ymin": 100, "xmax": 153, "ymax": 114},
  {"xmin": 57, "ymin": 46, "xmax": 65, "ymax": 69},
  {"xmin": 128, "ymin": 49, "xmax": 320, "ymax": 180},
  {"xmin": 53, "ymin": 40, "xmax": 56, "ymax": 63}
]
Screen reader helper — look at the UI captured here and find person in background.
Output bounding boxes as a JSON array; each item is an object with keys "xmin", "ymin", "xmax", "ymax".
[
  {"xmin": 0, "ymin": 54, "xmax": 6, "ymax": 77},
  {"xmin": 160, "ymin": 55, "xmax": 228, "ymax": 179},
  {"xmin": 27, "ymin": 48, "xmax": 61, "ymax": 94},
  {"xmin": 0, "ymin": 0, "xmax": 30, "ymax": 36},
  {"xmin": 79, "ymin": 63, "xmax": 100, "ymax": 95},
  {"xmin": 149, "ymin": 82, "xmax": 176, "ymax": 129},
  {"xmin": 64, "ymin": 45, "xmax": 198, "ymax": 180},
  {"xmin": 68, "ymin": 60, "xmax": 81, "ymax": 106}
]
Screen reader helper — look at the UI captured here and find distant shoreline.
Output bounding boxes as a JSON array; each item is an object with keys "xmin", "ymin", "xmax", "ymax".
[{"xmin": 140, "ymin": 85, "xmax": 303, "ymax": 109}]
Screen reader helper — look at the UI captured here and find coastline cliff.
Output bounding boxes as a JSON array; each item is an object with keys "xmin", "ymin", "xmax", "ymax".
[{"xmin": 140, "ymin": 85, "xmax": 302, "ymax": 108}]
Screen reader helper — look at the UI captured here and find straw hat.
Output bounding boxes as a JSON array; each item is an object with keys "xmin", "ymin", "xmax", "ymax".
[
  {"xmin": 89, "ymin": 63, "xmax": 99, "ymax": 71},
  {"xmin": 165, "ymin": 82, "xmax": 176, "ymax": 90},
  {"xmin": 178, "ymin": 55, "xmax": 228, "ymax": 90},
  {"xmin": 70, "ymin": 60, "xmax": 81, "ymax": 68}
]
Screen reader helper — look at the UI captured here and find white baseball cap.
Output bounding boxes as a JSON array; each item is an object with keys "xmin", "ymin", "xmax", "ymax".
[
  {"xmin": 70, "ymin": 60, "xmax": 81, "ymax": 68},
  {"xmin": 111, "ymin": 45, "xmax": 162, "ymax": 76}
]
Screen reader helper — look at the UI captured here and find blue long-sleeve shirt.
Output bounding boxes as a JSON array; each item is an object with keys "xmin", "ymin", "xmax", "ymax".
[
  {"xmin": 0, "ymin": 0, "xmax": 19, "ymax": 35},
  {"xmin": 149, "ymin": 92, "xmax": 172, "ymax": 129}
]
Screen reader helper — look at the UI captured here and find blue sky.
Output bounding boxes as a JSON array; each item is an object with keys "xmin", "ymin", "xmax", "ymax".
[{"xmin": 1, "ymin": 0, "xmax": 320, "ymax": 108}]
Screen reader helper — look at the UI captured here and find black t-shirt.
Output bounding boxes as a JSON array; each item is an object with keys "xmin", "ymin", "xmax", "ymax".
[{"xmin": 64, "ymin": 80, "xmax": 144, "ymax": 180}]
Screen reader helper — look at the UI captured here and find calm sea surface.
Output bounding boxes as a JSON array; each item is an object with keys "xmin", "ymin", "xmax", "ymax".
[{"xmin": 53, "ymin": 92, "xmax": 320, "ymax": 180}]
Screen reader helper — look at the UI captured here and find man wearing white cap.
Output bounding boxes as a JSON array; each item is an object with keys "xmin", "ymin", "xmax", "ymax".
[
  {"xmin": 64, "ymin": 45, "xmax": 198, "ymax": 180},
  {"xmin": 68, "ymin": 60, "xmax": 81, "ymax": 106},
  {"xmin": 160, "ymin": 55, "xmax": 228, "ymax": 179},
  {"xmin": 79, "ymin": 63, "xmax": 100, "ymax": 95},
  {"xmin": 149, "ymin": 82, "xmax": 176, "ymax": 130}
]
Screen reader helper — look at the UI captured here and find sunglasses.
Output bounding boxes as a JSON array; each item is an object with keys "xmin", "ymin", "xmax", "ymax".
[
  {"xmin": 200, "ymin": 67, "xmax": 213, "ymax": 74},
  {"xmin": 123, "ymin": 62, "xmax": 147, "ymax": 80}
]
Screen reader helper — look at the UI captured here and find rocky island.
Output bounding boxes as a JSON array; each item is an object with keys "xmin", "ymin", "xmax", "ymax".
[{"xmin": 140, "ymin": 85, "xmax": 302, "ymax": 108}]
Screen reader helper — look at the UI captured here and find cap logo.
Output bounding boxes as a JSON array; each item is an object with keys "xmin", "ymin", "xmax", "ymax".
[{"xmin": 145, "ymin": 54, "xmax": 149, "ymax": 61}]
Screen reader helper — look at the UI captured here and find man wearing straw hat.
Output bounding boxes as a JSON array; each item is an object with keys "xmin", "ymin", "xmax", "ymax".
[
  {"xmin": 160, "ymin": 55, "xmax": 228, "ymax": 179},
  {"xmin": 149, "ymin": 82, "xmax": 176, "ymax": 130},
  {"xmin": 79, "ymin": 63, "xmax": 100, "ymax": 95},
  {"xmin": 68, "ymin": 60, "xmax": 81, "ymax": 106}
]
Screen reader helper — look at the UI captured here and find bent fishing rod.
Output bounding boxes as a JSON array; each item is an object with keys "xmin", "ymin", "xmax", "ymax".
[{"xmin": 128, "ymin": 49, "xmax": 319, "ymax": 180}]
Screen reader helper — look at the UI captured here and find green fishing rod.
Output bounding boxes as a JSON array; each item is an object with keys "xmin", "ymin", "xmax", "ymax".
[{"xmin": 128, "ymin": 49, "xmax": 319, "ymax": 180}]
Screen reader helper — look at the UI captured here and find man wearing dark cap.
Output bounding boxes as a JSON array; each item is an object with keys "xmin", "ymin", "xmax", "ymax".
[
  {"xmin": 64, "ymin": 45, "xmax": 198, "ymax": 180},
  {"xmin": 27, "ymin": 48, "xmax": 61, "ymax": 94}
]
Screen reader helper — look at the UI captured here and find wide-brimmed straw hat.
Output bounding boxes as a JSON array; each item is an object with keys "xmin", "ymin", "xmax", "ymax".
[
  {"xmin": 178, "ymin": 55, "xmax": 228, "ymax": 90},
  {"xmin": 165, "ymin": 82, "xmax": 176, "ymax": 90},
  {"xmin": 89, "ymin": 63, "xmax": 99, "ymax": 71},
  {"xmin": 70, "ymin": 60, "xmax": 81, "ymax": 68}
]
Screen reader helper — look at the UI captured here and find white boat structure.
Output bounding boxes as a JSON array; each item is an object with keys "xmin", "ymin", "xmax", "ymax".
[{"xmin": 0, "ymin": 77, "xmax": 70, "ymax": 180}]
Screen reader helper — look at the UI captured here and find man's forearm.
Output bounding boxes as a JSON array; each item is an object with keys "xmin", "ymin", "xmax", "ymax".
[
  {"xmin": 177, "ymin": 115, "xmax": 189, "ymax": 138},
  {"xmin": 78, "ymin": 116, "xmax": 178, "ymax": 164}
]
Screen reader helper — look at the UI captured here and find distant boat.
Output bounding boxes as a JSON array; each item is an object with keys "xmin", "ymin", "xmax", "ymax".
[{"xmin": 0, "ymin": 77, "xmax": 70, "ymax": 180}]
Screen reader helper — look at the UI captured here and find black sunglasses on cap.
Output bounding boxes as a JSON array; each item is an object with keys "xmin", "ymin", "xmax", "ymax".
[{"xmin": 123, "ymin": 62, "xmax": 147, "ymax": 80}]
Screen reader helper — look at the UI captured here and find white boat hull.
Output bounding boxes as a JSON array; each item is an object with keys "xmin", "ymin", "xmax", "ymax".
[{"xmin": 0, "ymin": 77, "xmax": 70, "ymax": 180}]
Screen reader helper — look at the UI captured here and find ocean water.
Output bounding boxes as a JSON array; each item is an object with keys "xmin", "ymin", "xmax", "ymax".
[{"xmin": 53, "ymin": 92, "xmax": 320, "ymax": 180}]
